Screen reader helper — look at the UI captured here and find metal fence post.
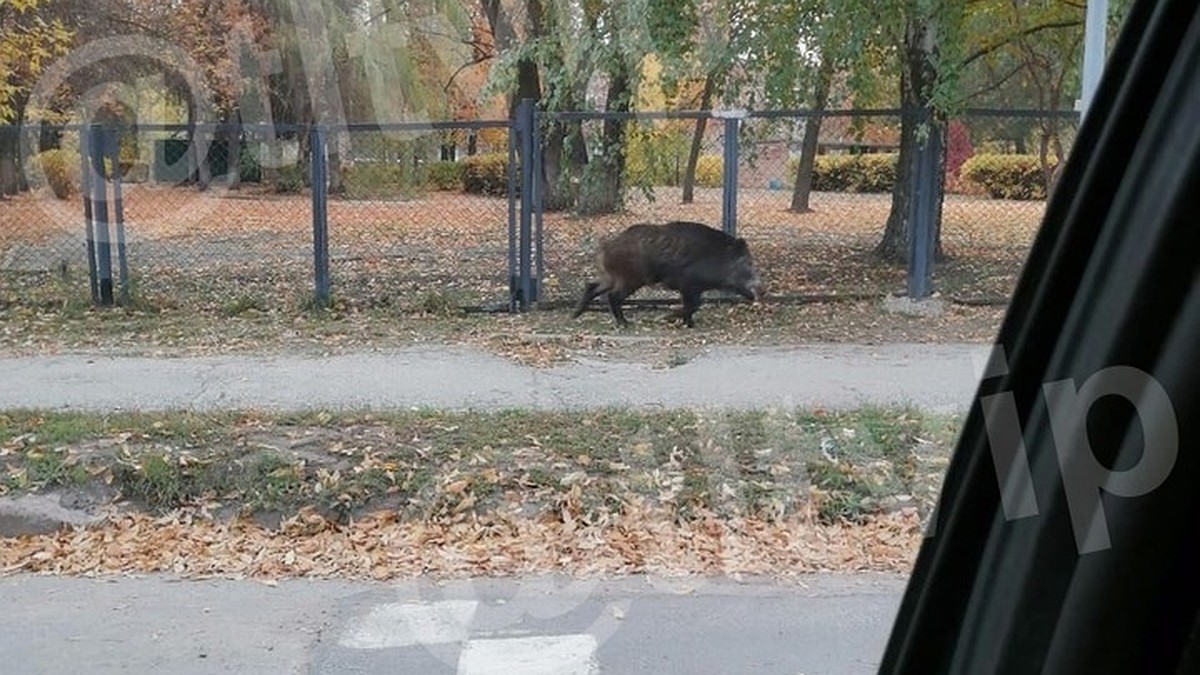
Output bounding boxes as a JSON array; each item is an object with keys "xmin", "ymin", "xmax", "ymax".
[
  {"xmin": 532, "ymin": 109, "xmax": 544, "ymax": 304},
  {"xmin": 507, "ymin": 116, "xmax": 519, "ymax": 312},
  {"xmin": 716, "ymin": 109, "xmax": 746, "ymax": 237},
  {"xmin": 516, "ymin": 98, "xmax": 535, "ymax": 312},
  {"xmin": 86, "ymin": 124, "xmax": 115, "ymax": 306},
  {"xmin": 906, "ymin": 107, "xmax": 940, "ymax": 300},
  {"xmin": 79, "ymin": 125, "xmax": 99, "ymax": 304},
  {"xmin": 310, "ymin": 125, "xmax": 331, "ymax": 307},
  {"xmin": 104, "ymin": 126, "xmax": 130, "ymax": 303}
]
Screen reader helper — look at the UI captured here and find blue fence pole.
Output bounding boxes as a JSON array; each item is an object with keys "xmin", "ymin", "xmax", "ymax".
[
  {"xmin": 906, "ymin": 107, "xmax": 938, "ymax": 300},
  {"xmin": 532, "ymin": 110, "xmax": 544, "ymax": 304},
  {"xmin": 79, "ymin": 126, "xmax": 99, "ymax": 304},
  {"xmin": 517, "ymin": 98, "xmax": 535, "ymax": 312},
  {"xmin": 87, "ymin": 125, "xmax": 115, "ymax": 306},
  {"xmin": 717, "ymin": 110, "xmax": 745, "ymax": 237},
  {"xmin": 507, "ymin": 114, "xmax": 519, "ymax": 312},
  {"xmin": 310, "ymin": 125, "xmax": 331, "ymax": 307},
  {"xmin": 104, "ymin": 127, "xmax": 131, "ymax": 303}
]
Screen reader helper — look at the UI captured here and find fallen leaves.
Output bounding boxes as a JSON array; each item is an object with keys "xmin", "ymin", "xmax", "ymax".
[
  {"xmin": 0, "ymin": 503, "xmax": 925, "ymax": 582},
  {"xmin": 3, "ymin": 182, "xmax": 1023, "ymax": 364}
]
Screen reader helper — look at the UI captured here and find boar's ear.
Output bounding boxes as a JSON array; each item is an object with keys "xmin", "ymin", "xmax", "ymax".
[{"xmin": 734, "ymin": 237, "xmax": 748, "ymax": 250}]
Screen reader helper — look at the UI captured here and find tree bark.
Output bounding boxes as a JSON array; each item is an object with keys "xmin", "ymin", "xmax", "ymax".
[
  {"xmin": 226, "ymin": 110, "xmax": 242, "ymax": 190},
  {"xmin": 0, "ymin": 126, "xmax": 19, "ymax": 196},
  {"xmin": 875, "ymin": 16, "xmax": 946, "ymax": 264},
  {"xmin": 790, "ymin": 56, "xmax": 834, "ymax": 213},
  {"xmin": 577, "ymin": 63, "xmax": 631, "ymax": 215},
  {"xmin": 682, "ymin": 72, "xmax": 715, "ymax": 204}
]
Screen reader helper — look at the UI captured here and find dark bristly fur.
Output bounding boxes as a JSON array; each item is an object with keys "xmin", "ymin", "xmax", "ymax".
[{"xmin": 572, "ymin": 220, "xmax": 763, "ymax": 328}]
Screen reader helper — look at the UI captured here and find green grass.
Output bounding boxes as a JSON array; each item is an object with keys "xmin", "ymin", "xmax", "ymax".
[{"xmin": 0, "ymin": 407, "xmax": 965, "ymax": 525}]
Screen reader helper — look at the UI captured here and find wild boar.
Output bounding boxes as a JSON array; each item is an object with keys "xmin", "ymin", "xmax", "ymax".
[{"xmin": 572, "ymin": 220, "xmax": 763, "ymax": 327}]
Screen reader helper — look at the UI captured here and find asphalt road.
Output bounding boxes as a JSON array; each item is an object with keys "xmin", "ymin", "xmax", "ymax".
[
  {"xmin": 0, "ymin": 342, "xmax": 994, "ymax": 413},
  {"xmin": 0, "ymin": 572, "xmax": 908, "ymax": 675}
]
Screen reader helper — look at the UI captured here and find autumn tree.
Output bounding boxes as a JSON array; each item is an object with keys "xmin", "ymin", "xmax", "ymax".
[
  {"xmin": 481, "ymin": 0, "xmax": 654, "ymax": 214},
  {"xmin": 871, "ymin": 0, "xmax": 1130, "ymax": 262},
  {"xmin": 0, "ymin": 0, "xmax": 74, "ymax": 194}
]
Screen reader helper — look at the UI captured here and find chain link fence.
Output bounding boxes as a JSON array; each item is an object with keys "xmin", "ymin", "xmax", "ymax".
[
  {"xmin": 533, "ymin": 108, "xmax": 1081, "ymax": 309},
  {"xmin": 325, "ymin": 123, "xmax": 512, "ymax": 313},
  {"xmin": 0, "ymin": 108, "xmax": 1079, "ymax": 315},
  {"xmin": 1, "ymin": 121, "xmax": 515, "ymax": 315}
]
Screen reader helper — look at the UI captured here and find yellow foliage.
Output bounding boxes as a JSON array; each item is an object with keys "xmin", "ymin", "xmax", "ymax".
[
  {"xmin": 636, "ymin": 54, "xmax": 668, "ymax": 112},
  {"xmin": 30, "ymin": 149, "xmax": 81, "ymax": 200},
  {"xmin": 694, "ymin": 155, "xmax": 722, "ymax": 188},
  {"xmin": 0, "ymin": 0, "xmax": 75, "ymax": 123}
]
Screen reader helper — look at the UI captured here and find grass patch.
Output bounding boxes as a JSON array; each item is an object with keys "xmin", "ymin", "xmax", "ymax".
[
  {"xmin": 0, "ymin": 407, "xmax": 964, "ymax": 526},
  {"xmin": 0, "ymin": 277, "xmax": 1007, "ymax": 369}
]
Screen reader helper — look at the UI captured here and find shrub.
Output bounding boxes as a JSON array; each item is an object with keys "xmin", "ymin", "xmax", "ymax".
[
  {"xmin": 960, "ymin": 153, "xmax": 1055, "ymax": 200},
  {"xmin": 789, "ymin": 153, "xmax": 898, "ymax": 193},
  {"xmin": 343, "ymin": 161, "xmax": 421, "ymax": 200},
  {"xmin": 274, "ymin": 164, "xmax": 305, "ymax": 193},
  {"xmin": 118, "ymin": 135, "xmax": 141, "ymax": 178},
  {"xmin": 462, "ymin": 152, "xmax": 513, "ymax": 196},
  {"xmin": 237, "ymin": 142, "xmax": 264, "ymax": 183},
  {"xmin": 690, "ymin": 154, "xmax": 722, "ymax": 188},
  {"xmin": 625, "ymin": 127, "xmax": 688, "ymax": 187},
  {"xmin": 425, "ymin": 160, "xmax": 464, "ymax": 191},
  {"xmin": 33, "ymin": 149, "xmax": 80, "ymax": 200}
]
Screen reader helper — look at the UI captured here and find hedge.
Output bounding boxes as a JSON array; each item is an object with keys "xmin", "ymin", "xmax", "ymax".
[
  {"xmin": 788, "ymin": 153, "xmax": 898, "ymax": 193},
  {"xmin": 342, "ymin": 162, "xmax": 421, "ymax": 200},
  {"xmin": 960, "ymin": 153, "xmax": 1056, "ymax": 200},
  {"xmin": 779, "ymin": 151, "xmax": 1056, "ymax": 200},
  {"xmin": 462, "ymin": 152, "xmax": 513, "ymax": 196},
  {"xmin": 425, "ymin": 160, "xmax": 464, "ymax": 191},
  {"xmin": 31, "ymin": 149, "xmax": 80, "ymax": 200}
]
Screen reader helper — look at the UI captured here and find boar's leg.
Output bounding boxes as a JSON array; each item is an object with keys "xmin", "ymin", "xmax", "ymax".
[
  {"xmin": 676, "ymin": 286, "xmax": 703, "ymax": 328},
  {"xmin": 572, "ymin": 281, "xmax": 607, "ymax": 318},
  {"xmin": 607, "ymin": 288, "xmax": 631, "ymax": 327}
]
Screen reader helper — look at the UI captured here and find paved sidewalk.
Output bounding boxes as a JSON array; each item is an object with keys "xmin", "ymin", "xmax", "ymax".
[
  {"xmin": 0, "ymin": 572, "xmax": 907, "ymax": 675},
  {"xmin": 0, "ymin": 343, "xmax": 993, "ymax": 413}
]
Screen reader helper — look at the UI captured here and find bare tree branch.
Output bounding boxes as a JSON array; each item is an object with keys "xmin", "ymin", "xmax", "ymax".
[
  {"xmin": 961, "ymin": 19, "xmax": 1084, "ymax": 68},
  {"xmin": 963, "ymin": 62, "xmax": 1025, "ymax": 102},
  {"xmin": 443, "ymin": 55, "xmax": 493, "ymax": 93}
]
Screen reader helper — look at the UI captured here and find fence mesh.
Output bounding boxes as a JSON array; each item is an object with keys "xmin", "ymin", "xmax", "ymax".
[
  {"xmin": 0, "ymin": 109, "xmax": 1079, "ymax": 315},
  {"xmin": 534, "ymin": 109, "xmax": 1080, "ymax": 310},
  {"xmin": 325, "ymin": 124, "xmax": 512, "ymax": 313}
]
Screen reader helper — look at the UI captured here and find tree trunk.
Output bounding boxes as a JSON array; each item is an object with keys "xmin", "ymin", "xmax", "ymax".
[
  {"xmin": 541, "ymin": 113, "xmax": 588, "ymax": 212},
  {"xmin": 0, "ymin": 127, "xmax": 19, "ymax": 196},
  {"xmin": 296, "ymin": 129, "xmax": 311, "ymax": 186},
  {"xmin": 875, "ymin": 17, "xmax": 946, "ymax": 264},
  {"xmin": 191, "ymin": 96, "xmax": 212, "ymax": 192},
  {"xmin": 196, "ymin": 129, "xmax": 212, "ymax": 191},
  {"xmin": 326, "ymin": 131, "xmax": 344, "ymax": 195},
  {"xmin": 577, "ymin": 63, "xmax": 631, "ymax": 215},
  {"xmin": 226, "ymin": 111, "xmax": 242, "ymax": 190},
  {"xmin": 184, "ymin": 100, "xmax": 204, "ymax": 189},
  {"xmin": 538, "ymin": 43, "xmax": 588, "ymax": 212},
  {"xmin": 682, "ymin": 72, "xmax": 715, "ymax": 204},
  {"xmin": 1038, "ymin": 125, "xmax": 1053, "ymax": 196},
  {"xmin": 790, "ymin": 56, "xmax": 835, "ymax": 213}
]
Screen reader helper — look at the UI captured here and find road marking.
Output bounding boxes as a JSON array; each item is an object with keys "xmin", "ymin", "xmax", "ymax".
[
  {"xmin": 337, "ymin": 600, "xmax": 479, "ymax": 650},
  {"xmin": 457, "ymin": 634, "xmax": 599, "ymax": 675}
]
